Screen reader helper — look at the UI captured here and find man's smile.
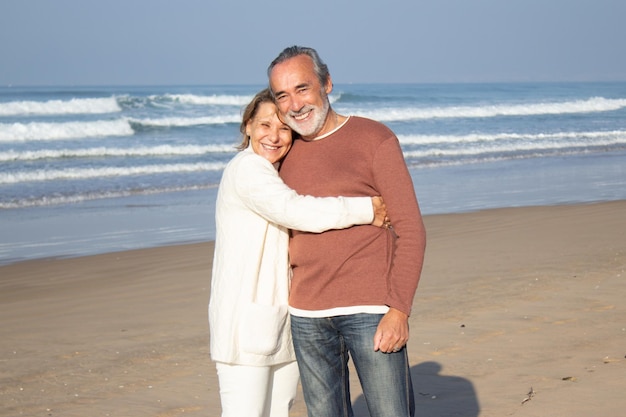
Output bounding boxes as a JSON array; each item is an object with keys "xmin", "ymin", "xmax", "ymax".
[{"xmin": 291, "ymin": 109, "xmax": 312, "ymax": 121}]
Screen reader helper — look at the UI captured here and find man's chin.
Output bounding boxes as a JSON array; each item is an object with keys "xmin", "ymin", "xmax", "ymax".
[{"xmin": 288, "ymin": 121, "xmax": 312, "ymax": 137}]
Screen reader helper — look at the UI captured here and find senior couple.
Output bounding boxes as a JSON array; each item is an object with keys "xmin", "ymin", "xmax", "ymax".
[{"xmin": 209, "ymin": 46, "xmax": 427, "ymax": 417}]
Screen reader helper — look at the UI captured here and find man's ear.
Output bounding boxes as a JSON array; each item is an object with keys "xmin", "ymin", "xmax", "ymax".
[{"xmin": 325, "ymin": 75, "xmax": 333, "ymax": 95}]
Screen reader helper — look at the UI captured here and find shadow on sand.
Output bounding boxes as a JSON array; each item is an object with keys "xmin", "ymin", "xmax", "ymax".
[{"xmin": 353, "ymin": 361, "xmax": 479, "ymax": 417}]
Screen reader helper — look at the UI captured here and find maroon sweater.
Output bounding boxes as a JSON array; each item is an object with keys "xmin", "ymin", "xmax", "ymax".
[{"xmin": 279, "ymin": 116, "xmax": 426, "ymax": 316}]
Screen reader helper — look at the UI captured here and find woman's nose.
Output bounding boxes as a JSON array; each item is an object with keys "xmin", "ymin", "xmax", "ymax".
[{"xmin": 267, "ymin": 128, "xmax": 280, "ymax": 143}]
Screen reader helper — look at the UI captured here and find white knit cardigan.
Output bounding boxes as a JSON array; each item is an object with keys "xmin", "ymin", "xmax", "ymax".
[{"xmin": 209, "ymin": 147, "xmax": 373, "ymax": 366}]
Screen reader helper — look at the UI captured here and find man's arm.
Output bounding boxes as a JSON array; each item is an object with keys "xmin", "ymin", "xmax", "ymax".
[{"xmin": 371, "ymin": 134, "xmax": 427, "ymax": 352}]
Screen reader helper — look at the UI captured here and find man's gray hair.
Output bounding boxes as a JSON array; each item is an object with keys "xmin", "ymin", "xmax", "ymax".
[{"xmin": 267, "ymin": 45, "xmax": 330, "ymax": 87}]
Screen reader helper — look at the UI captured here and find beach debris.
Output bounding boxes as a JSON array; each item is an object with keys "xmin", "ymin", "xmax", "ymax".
[
  {"xmin": 562, "ymin": 376, "xmax": 577, "ymax": 382},
  {"xmin": 521, "ymin": 387, "xmax": 535, "ymax": 405}
]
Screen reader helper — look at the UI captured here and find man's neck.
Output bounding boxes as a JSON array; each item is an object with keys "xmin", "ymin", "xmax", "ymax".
[{"xmin": 302, "ymin": 110, "xmax": 347, "ymax": 141}]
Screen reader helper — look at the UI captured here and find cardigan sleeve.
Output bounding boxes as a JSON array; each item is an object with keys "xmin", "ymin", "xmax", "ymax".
[{"xmin": 232, "ymin": 150, "xmax": 374, "ymax": 233}]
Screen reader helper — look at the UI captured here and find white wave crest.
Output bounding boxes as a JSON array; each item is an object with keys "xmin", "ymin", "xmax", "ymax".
[
  {"xmin": 401, "ymin": 134, "xmax": 626, "ymax": 158},
  {"xmin": 0, "ymin": 162, "xmax": 227, "ymax": 185},
  {"xmin": 357, "ymin": 97, "xmax": 626, "ymax": 122},
  {"xmin": 157, "ymin": 93, "xmax": 253, "ymax": 106},
  {"xmin": 0, "ymin": 184, "xmax": 219, "ymax": 209},
  {"xmin": 397, "ymin": 130, "xmax": 626, "ymax": 146},
  {"xmin": 0, "ymin": 144, "xmax": 236, "ymax": 162},
  {"xmin": 0, "ymin": 120, "xmax": 133, "ymax": 142},
  {"xmin": 130, "ymin": 115, "xmax": 240, "ymax": 127},
  {"xmin": 0, "ymin": 97, "xmax": 121, "ymax": 116}
]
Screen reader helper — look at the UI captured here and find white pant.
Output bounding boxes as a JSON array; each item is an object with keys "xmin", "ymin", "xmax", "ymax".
[{"xmin": 215, "ymin": 361, "xmax": 299, "ymax": 417}]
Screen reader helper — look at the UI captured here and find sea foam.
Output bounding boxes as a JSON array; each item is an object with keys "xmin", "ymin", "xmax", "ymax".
[
  {"xmin": 0, "ymin": 144, "xmax": 236, "ymax": 162},
  {"xmin": 357, "ymin": 97, "xmax": 626, "ymax": 122},
  {"xmin": 0, "ymin": 119, "xmax": 133, "ymax": 142},
  {"xmin": 0, "ymin": 97, "xmax": 121, "ymax": 116},
  {"xmin": 0, "ymin": 162, "xmax": 227, "ymax": 185}
]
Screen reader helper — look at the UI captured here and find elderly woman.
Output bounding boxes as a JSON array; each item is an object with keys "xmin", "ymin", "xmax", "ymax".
[{"xmin": 209, "ymin": 89, "xmax": 386, "ymax": 417}]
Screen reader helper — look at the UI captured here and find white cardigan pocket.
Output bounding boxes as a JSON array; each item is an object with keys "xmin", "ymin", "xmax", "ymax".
[{"xmin": 239, "ymin": 302, "xmax": 288, "ymax": 355}]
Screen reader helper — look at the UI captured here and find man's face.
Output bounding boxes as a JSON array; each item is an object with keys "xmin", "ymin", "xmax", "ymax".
[{"xmin": 269, "ymin": 54, "xmax": 333, "ymax": 140}]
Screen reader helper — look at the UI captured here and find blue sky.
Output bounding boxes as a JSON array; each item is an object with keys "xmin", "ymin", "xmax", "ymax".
[{"xmin": 1, "ymin": 0, "xmax": 625, "ymax": 86}]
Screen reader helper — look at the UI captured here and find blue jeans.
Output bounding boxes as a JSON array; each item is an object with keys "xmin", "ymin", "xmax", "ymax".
[{"xmin": 291, "ymin": 313, "xmax": 415, "ymax": 417}]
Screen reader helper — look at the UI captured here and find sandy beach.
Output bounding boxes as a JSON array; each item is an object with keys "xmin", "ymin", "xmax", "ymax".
[{"xmin": 1, "ymin": 201, "xmax": 624, "ymax": 417}]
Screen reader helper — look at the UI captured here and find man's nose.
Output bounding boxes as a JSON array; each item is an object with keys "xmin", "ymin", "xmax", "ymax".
[{"xmin": 289, "ymin": 96, "xmax": 304, "ymax": 113}]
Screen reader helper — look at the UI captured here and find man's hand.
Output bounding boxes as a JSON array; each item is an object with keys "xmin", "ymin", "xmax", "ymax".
[{"xmin": 373, "ymin": 308, "xmax": 409, "ymax": 353}]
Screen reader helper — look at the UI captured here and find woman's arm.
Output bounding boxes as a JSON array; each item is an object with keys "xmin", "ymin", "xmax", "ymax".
[{"xmin": 233, "ymin": 151, "xmax": 384, "ymax": 233}]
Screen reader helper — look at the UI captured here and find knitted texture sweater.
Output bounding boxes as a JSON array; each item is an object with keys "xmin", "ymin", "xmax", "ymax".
[
  {"xmin": 209, "ymin": 147, "xmax": 374, "ymax": 365},
  {"xmin": 279, "ymin": 116, "xmax": 426, "ymax": 316}
]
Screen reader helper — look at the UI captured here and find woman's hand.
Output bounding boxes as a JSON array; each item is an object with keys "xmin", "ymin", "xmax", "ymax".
[{"xmin": 370, "ymin": 196, "xmax": 390, "ymax": 227}]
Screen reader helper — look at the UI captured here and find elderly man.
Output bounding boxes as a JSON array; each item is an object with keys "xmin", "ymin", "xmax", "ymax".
[{"xmin": 268, "ymin": 45, "xmax": 427, "ymax": 417}]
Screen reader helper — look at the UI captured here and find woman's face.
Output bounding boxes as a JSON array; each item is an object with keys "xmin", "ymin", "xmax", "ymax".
[{"xmin": 246, "ymin": 101, "xmax": 293, "ymax": 164}]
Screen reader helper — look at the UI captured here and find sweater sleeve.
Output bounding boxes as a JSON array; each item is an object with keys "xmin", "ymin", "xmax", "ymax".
[
  {"xmin": 233, "ymin": 151, "xmax": 374, "ymax": 233},
  {"xmin": 373, "ymin": 136, "xmax": 427, "ymax": 316}
]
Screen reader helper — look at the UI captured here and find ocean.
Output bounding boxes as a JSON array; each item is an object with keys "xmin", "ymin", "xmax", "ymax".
[{"xmin": 1, "ymin": 82, "xmax": 625, "ymax": 265}]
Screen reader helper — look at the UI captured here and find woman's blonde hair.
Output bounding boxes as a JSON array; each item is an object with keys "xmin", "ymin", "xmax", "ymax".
[{"xmin": 236, "ymin": 88, "xmax": 275, "ymax": 151}]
